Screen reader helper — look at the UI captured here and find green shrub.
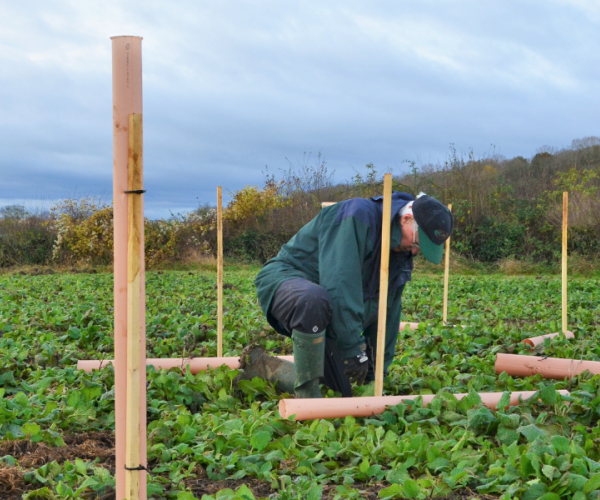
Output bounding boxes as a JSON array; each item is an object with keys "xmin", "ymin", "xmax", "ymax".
[
  {"xmin": 225, "ymin": 229, "xmax": 293, "ymax": 263},
  {"xmin": 469, "ymin": 217, "xmax": 527, "ymax": 262},
  {"xmin": 0, "ymin": 206, "xmax": 54, "ymax": 267}
]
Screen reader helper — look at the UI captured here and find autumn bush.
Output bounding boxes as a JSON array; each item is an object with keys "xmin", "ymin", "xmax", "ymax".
[
  {"xmin": 145, "ymin": 208, "xmax": 216, "ymax": 268},
  {"xmin": 50, "ymin": 197, "xmax": 114, "ymax": 265},
  {"xmin": 0, "ymin": 198, "xmax": 216, "ymax": 268},
  {"xmin": 223, "ymin": 158, "xmax": 337, "ymax": 261}
]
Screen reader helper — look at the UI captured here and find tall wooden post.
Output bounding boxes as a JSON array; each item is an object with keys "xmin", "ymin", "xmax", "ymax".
[
  {"xmin": 125, "ymin": 114, "xmax": 145, "ymax": 499},
  {"xmin": 112, "ymin": 36, "xmax": 146, "ymax": 500},
  {"xmin": 217, "ymin": 186, "xmax": 223, "ymax": 357},
  {"xmin": 562, "ymin": 192, "xmax": 568, "ymax": 335},
  {"xmin": 374, "ymin": 174, "xmax": 393, "ymax": 397},
  {"xmin": 442, "ymin": 204, "xmax": 452, "ymax": 325}
]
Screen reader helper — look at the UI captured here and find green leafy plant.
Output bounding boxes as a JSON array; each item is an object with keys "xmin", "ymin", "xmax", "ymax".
[{"xmin": 1, "ymin": 269, "xmax": 600, "ymax": 498}]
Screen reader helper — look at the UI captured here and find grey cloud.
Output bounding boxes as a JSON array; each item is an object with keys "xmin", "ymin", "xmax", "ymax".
[{"xmin": 1, "ymin": 1, "xmax": 600, "ymax": 217}]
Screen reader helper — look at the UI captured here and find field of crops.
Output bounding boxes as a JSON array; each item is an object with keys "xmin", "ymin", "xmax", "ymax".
[{"xmin": 1, "ymin": 267, "xmax": 600, "ymax": 499}]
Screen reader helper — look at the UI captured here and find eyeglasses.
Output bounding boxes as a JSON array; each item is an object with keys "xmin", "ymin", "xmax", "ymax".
[{"xmin": 411, "ymin": 219, "xmax": 420, "ymax": 251}]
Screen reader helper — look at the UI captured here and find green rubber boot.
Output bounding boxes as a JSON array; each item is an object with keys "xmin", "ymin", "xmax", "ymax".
[
  {"xmin": 292, "ymin": 330, "xmax": 325, "ymax": 399},
  {"xmin": 235, "ymin": 344, "xmax": 295, "ymax": 394}
]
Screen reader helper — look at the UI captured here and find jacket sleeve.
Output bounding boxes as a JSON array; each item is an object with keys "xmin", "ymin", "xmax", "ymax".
[{"xmin": 317, "ymin": 216, "xmax": 371, "ymax": 359}]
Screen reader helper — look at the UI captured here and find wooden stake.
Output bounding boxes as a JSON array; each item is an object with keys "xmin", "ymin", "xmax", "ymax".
[
  {"xmin": 374, "ymin": 174, "xmax": 393, "ymax": 397},
  {"xmin": 217, "ymin": 186, "xmax": 224, "ymax": 357},
  {"xmin": 442, "ymin": 204, "xmax": 452, "ymax": 325},
  {"xmin": 562, "ymin": 191, "xmax": 568, "ymax": 335},
  {"xmin": 125, "ymin": 113, "xmax": 145, "ymax": 500}
]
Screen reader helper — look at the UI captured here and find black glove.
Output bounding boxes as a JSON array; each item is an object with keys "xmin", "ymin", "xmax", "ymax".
[{"xmin": 343, "ymin": 350, "xmax": 369, "ymax": 385}]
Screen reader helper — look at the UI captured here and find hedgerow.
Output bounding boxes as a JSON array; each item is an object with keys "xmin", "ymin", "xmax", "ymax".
[{"xmin": 1, "ymin": 138, "xmax": 600, "ymax": 268}]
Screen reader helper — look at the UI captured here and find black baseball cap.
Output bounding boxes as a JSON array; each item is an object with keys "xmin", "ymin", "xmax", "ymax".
[{"xmin": 412, "ymin": 195, "xmax": 453, "ymax": 265}]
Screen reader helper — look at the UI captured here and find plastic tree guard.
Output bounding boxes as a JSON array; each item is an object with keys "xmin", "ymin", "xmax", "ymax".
[
  {"xmin": 399, "ymin": 322, "xmax": 419, "ymax": 331},
  {"xmin": 111, "ymin": 35, "xmax": 145, "ymax": 500},
  {"xmin": 78, "ymin": 356, "xmax": 294, "ymax": 374},
  {"xmin": 496, "ymin": 353, "xmax": 599, "ymax": 379},
  {"xmin": 521, "ymin": 331, "xmax": 574, "ymax": 347},
  {"xmin": 279, "ymin": 390, "xmax": 569, "ymax": 420}
]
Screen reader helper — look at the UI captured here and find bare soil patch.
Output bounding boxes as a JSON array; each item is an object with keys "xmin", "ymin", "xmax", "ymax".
[
  {"xmin": 185, "ymin": 474, "xmax": 499, "ymax": 500},
  {"xmin": 0, "ymin": 431, "xmax": 114, "ymax": 469},
  {"xmin": 322, "ymin": 484, "xmax": 498, "ymax": 500},
  {"xmin": 0, "ymin": 467, "xmax": 27, "ymax": 500},
  {"xmin": 0, "ymin": 434, "xmax": 499, "ymax": 500},
  {"xmin": 0, "ymin": 432, "xmax": 114, "ymax": 499},
  {"xmin": 187, "ymin": 476, "xmax": 275, "ymax": 498}
]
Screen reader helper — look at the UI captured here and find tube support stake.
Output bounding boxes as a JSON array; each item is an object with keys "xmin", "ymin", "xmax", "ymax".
[
  {"xmin": 562, "ymin": 191, "xmax": 568, "ymax": 335},
  {"xmin": 125, "ymin": 113, "xmax": 145, "ymax": 500},
  {"xmin": 375, "ymin": 174, "xmax": 393, "ymax": 397},
  {"xmin": 442, "ymin": 204, "xmax": 452, "ymax": 325},
  {"xmin": 217, "ymin": 186, "xmax": 224, "ymax": 357}
]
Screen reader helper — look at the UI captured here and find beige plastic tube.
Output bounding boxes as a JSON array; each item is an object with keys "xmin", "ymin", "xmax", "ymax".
[
  {"xmin": 279, "ymin": 390, "xmax": 570, "ymax": 420},
  {"xmin": 522, "ymin": 331, "xmax": 574, "ymax": 347},
  {"xmin": 399, "ymin": 322, "xmax": 419, "ymax": 331},
  {"xmin": 496, "ymin": 353, "xmax": 599, "ymax": 379},
  {"xmin": 112, "ymin": 35, "xmax": 144, "ymax": 500},
  {"xmin": 78, "ymin": 356, "xmax": 295, "ymax": 373}
]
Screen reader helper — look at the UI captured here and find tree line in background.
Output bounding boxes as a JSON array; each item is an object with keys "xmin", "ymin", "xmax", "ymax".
[{"xmin": 1, "ymin": 138, "xmax": 599, "ymax": 269}]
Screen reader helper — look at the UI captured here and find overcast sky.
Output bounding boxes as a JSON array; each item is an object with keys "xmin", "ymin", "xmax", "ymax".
[{"xmin": 1, "ymin": 1, "xmax": 599, "ymax": 218}]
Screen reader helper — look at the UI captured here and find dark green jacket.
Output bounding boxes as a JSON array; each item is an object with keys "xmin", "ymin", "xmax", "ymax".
[{"xmin": 255, "ymin": 192, "xmax": 415, "ymax": 360}]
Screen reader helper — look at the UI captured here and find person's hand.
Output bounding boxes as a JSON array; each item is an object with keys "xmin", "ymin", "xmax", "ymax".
[{"xmin": 343, "ymin": 350, "xmax": 369, "ymax": 385}]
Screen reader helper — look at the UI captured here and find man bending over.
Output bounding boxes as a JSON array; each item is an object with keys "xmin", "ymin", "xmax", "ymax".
[{"xmin": 238, "ymin": 192, "xmax": 453, "ymax": 398}]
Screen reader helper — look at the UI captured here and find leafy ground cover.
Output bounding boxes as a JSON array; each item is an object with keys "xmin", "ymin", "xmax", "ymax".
[{"xmin": 0, "ymin": 267, "xmax": 599, "ymax": 499}]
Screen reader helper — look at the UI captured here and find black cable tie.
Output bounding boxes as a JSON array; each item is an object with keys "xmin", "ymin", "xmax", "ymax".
[
  {"xmin": 124, "ymin": 465, "xmax": 150, "ymax": 472},
  {"xmin": 124, "ymin": 189, "xmax": 146, "ymax": 194}
]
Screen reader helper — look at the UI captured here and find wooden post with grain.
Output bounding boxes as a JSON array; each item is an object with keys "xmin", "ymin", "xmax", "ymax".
[
  {"xmin": 125, "ymin": 113, "xmax": 146, "ymax": 500},
  {"xmin": 374, "ymin": 174, "xmax": 393, "ymax": 397},
  {"xmin": 442, "ymin": 204, "xmax": 452, "ymax": 325},
  {"xmin": 217, "ymin": 186, "xmax": 224, "ymax": 357},
  {"xmin": 562, "ymin": 191, "xmax": 568, "ymax": 335},
  {"xmin": 111, "ymin": 35, "xmax": 145, "ymax": 500}
]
